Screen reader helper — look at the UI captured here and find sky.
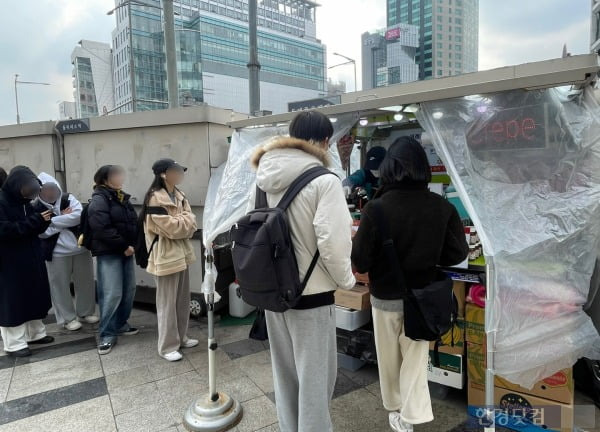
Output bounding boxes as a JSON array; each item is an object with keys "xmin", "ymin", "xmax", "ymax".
[{"xmin": 0, "ymin": 0, "xmax": 592, "ymax": 126}]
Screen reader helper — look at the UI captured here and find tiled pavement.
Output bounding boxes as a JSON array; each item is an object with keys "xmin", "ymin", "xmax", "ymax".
[{"xmin": 0, "ymin": 306, "xmax": 597, "ymax": 432}]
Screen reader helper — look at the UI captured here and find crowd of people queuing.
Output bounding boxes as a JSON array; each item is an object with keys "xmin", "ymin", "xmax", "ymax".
[
  {"xmin": 0, "ymin": 159, "xmax": 197, "ymax": 362},
  {"xmin": 0, "ymin": 110, "xmax": 468, "ymax": 432}
]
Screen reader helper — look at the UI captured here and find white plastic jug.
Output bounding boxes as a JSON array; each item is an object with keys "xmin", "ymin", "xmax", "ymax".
[{"xmin": 228, "ymin": 281, "xmax": 256, "ymax": 318}]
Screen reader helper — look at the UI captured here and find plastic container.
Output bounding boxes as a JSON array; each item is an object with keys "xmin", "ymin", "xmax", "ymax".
[
  {"xmin": 228, "ymin": 282, "xmax": 256, "ymax": 318},
  {"xmin": 335, "ymin": 306, "xmax": 371, "ymax": 331},
  {"xmin": 338, "ymin": 352, "xmax": 366, "ymax": 372}
]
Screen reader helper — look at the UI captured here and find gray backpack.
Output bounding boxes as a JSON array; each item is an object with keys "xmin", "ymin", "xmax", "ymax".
[{"xmin": 231, "ymin": 166, "xmax": 334, "ymax": 312}]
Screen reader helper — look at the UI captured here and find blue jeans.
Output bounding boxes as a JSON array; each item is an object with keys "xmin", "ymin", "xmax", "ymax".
[{"xmin": 96, "ymin": 254, "xmax": 136, "ymax": 344}]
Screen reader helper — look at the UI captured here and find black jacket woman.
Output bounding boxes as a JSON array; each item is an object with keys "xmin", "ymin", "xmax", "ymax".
[
  {"xmin": 87, "ymin": 165, "xmax": 139, "ymax": 355},
  {"xmin": 351, "ymin": 137, "xmax": 469, "ymax": 432},
  {"xmin": 0, "ymin": 166, "xmax": 55, "ymax": 357}
]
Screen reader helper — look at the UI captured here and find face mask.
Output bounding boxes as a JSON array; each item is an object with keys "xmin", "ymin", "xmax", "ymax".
[{"xmin": 370, "ymin": 170, "xmax": 380, "ymax": 178}]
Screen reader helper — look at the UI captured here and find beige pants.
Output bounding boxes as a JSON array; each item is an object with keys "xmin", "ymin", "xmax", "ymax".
[
  {"xmin": 372, "ymin": 307, "xmax": 434, "ymax": 425},
  {"xmin": 155, "ymin": 268, "xmax": 191, "ymax": 356},
  {"xmin": 0, "ymin": 320, "xmax": 47, "ymax": 352}
]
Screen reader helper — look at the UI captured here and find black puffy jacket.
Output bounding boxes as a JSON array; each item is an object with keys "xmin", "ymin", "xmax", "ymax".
[{"xmin": 87, "ymin": 186, "xmax": 138, "ymax": 257}]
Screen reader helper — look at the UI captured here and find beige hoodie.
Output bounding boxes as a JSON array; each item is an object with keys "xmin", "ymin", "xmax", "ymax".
[
  {"xmin": 251, "ymin": 137, "xmax": 356, "ymax": 296},
  {"xmin": 144, "ymin": 188, "xmax": 197, "ymax": 277}
]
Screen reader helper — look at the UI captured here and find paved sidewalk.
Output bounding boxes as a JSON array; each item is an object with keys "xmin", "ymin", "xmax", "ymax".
[{"xmin": 0, "ymin": 306, "xmax": 597, "ymax": 432}]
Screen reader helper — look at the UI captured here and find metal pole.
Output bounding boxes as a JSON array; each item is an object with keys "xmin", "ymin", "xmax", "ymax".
[
  {"xmin": 162, "ymin": 0, "xmax": 179, "ymax": 109},
  {"xmin": 248, "ymin": 0, "xmax": 261, "ymax": 116},
  {"xmin": 353, "ymin": 60, "xmax": 357, "ymax": 92},
  {"xmin": 14, "ymin": 74, "xmax": 20, "ymax": 124},
  {"xmin": 128, "ymin": 3, "xmax": 137, "ymax": 112},
  {"xmin": 484, "ymin": 259, "xmax": 496, "ymax": 432}
]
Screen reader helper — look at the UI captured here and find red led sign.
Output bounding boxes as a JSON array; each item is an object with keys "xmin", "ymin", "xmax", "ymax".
[{"xmin": 466, "ymin": 104, "xmax": 548, "ymax": 151}]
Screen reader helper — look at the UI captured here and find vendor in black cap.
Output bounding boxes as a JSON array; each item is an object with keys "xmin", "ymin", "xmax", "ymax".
[{"xmin": 343, "ymin": 146, "xmax": 387, "ymax": 199}]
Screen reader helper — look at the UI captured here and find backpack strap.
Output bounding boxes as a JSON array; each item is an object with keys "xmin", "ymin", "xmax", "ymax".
[
  {"xmin": 144, "ymin": 206, "xmax": 168, "ymax": 253},
  {"xmin": 255, "ymin": 187, "xmax": 268, "ymax": 209},
  {"xmin": 276, "ymin": 166, "xmax": 334, "ymax": 210}
]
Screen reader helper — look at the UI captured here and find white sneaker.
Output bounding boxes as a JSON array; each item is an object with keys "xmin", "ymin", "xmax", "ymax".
[
  {"xmin": 64, "ymin": 319, "xmax": 82, "ymax": 331},
  {"xmin": 389, "ymin": 412, "xmax": 413, "ymax": 432},
  {"xmin": 162, "ymin": 351, "xmax": 183, "ymax": 362},
  {"xmin": 81, "ymin": 315, "xmax": 99, "ymax": 324},
  {"xmin": 181, "ymin": 338, "xmax": 199, "ymax": 348}
]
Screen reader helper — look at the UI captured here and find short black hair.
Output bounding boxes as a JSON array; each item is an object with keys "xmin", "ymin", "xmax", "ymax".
[
  {"xmin": 380, "ymin": 136, "xmax": 432, "ymax": 185},
  {"xmin": 289, "ymin": 111, "xmax": 334, "ymax": 142},
  {"xmin": 0, "ymin": 167, "xmax": 6, "ymax": 188},
  {"xmin": 93, "ymin": 165, "xmax": 125, "ymax": 189}
]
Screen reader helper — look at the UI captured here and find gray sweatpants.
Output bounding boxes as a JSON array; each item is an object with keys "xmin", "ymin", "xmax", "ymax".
[
  {"xmin": 46, "ymin": 252, "xmax": 96, "ymax": 325},
  {"xmin": 265, "ymin": 304, "xmax": 337, "ymax": 432}
]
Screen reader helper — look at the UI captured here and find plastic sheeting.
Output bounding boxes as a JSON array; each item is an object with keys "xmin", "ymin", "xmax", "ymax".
[{"xmin": 417, "ymin": 86, "xmax": 600, "ymax": 388}]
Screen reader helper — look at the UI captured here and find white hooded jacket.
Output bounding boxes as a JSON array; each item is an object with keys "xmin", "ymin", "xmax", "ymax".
[
  {"xmin": 250, "ymin": 137, "xmax": 356, "ymax": 299},
  {"xmin": 36, "ymin": 172, "xmax": 84, "ymax": 257}
]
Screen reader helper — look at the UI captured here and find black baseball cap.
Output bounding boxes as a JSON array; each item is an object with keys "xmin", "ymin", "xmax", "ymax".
[
  {"xmin": 152, "ymin": 158, "xmax": 187, "ymax": 175},
  {"xmin": 365, "ymin": 146, "xmax": 387, "ymax": 170}
]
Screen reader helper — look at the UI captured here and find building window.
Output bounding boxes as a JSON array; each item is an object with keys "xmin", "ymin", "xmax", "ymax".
[
  {"xmin": 456, "ymin": 35, "xmax": 462, "ymax": 42},
  {"xmin": 437, "ymin": 60, "xmax": 442, "ymax": 66},
  {"xmin": 437, "ymin": 6, "xmax": 442, "ymax": 12},
  {"xmin": 456, "ymin": 44, "xmax": 462, "ymax": 51},
  {"xmin": 437, "ymin": 15, "xmax": 442, "ymax": 22},
  {"xmin": 437, "ymin": 42, "xmax": 443, "ymax": 48},
  {"xmin": 437, "ymin": 33, "xmax": 442, "ymax": 39},
  {"xmin": 437, "ymin": 69, "xmax": 443, "ymax": 76},
  {"xmin": 455, "ymin": 17, "xmax": 462, "ymax": 24},
  {"xmin": 457, "ymin": 53, "xmax": 462, "ymax": 60},
  {"xmin": 448, "ymin": 61, "xmax": 452, "ymax": 67},
  {"xmin": 437, "ymin": 24, "xmax": 443, "ymax": 30},
  {"xmin": 457, "ymin": 62, "xmax": 462, "ymax": 68},
  {"xmin": 448, "ymin": 25, "xmax": 452, "ymax": 32}
]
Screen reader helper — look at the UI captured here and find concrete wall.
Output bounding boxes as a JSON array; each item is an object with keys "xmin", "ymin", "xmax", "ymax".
[{"xmin": 0, "ymin": 121, "xmax": 59, "ymax": 179}]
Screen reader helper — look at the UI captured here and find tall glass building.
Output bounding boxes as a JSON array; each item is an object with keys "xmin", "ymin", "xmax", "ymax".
[
  {"xmin": 111, "ymin": 0, "xmax": 326, "ymax": 114},
  {"xmin": 71, "ymin": 40, "xmax": 115, "ymax": 117},
  {"xmin": 387, "ymin": 0, "xmax": 478, "ymax": 79}
]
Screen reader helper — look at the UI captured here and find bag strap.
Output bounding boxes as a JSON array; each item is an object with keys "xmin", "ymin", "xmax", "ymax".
[
  {"xmin": 369, "ymin": 199, "xmax": 408, "ymax": 296},
  {"xmin": 301, "ymin": 250, "xmax": 321, "ymax": 290},
  {"xmin": 144, "ymin": 206, "xmax": 168, "ymax": 252},
  {"xmin": 277, "ymin": 166, "xmax": 334, "ymax": 210},
  {"xmin": 255, "ymin": 187, "xmax": 268, "ymax": 209}
]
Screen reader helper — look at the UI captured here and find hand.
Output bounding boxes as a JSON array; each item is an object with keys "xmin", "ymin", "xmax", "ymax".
[
  {"xmin": 40, "ymin": 210, "xmax": 53, "ymax": 222},
  {"xmin": 124, "ymin": 246, "xmax": 135, "ymax": 256},
  {"xmin": 61, "ymin": 207, "xmax": 72, "ymax": 215}
]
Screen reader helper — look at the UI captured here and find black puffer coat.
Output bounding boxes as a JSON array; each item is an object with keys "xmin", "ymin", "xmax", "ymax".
[
  {"xmin": 0, "ymin": 166, "xmax": 52, "ymax": 327},
  {"xmin": 87, "ymin": 186, "xmax": 138, "ymax": 257}
]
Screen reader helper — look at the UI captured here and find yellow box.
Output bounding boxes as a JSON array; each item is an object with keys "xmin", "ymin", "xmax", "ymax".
[{"xmin": 465, "ymin": 303, "xmax": 485, "ymax": 344}]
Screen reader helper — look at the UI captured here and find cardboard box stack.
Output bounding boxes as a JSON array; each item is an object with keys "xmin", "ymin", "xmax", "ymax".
[{"xmin": 465, "ymin": 302, "xmax": 575, "ymax": 431}]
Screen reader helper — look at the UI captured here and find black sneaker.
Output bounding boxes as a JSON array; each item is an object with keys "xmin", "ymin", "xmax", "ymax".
[
  {"xmin": 6, "ymin": 347, "xmax": 31, "ymax": 357},
  {"xmin": 119, "ymin": 327, "xmax": 139, "ymax": 336},
  {"xmin": 98, "ymin": 342, "xmax": 114, "ymax": 355}
]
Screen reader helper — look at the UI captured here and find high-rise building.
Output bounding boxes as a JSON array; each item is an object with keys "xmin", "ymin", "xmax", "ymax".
[
  {"xmin": 71, "ymin": 40, "xmax": 115, "ymax": 117},
  {"xmin": 58, "ymin": 101, "xmax": 77, "ymax": 120},
  {"xmin": 591, "ymin": 0, "xmax": 600, "ymax": 52},
  {"xmin": 387, "ymin": 0, "xmax": 478, "ymax": 79},
  {"xmin": 361, "ymin": 24, "xmax": 419, "ymax": 90},
  {"xmin": 111, "ymin": 0, "xmax": 326, "ymax": 115}
]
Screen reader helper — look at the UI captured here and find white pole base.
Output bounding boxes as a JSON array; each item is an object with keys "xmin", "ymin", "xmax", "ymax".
[{"xmin": 182, "ymin": 392, "xmax": 243, "ymax": 432}]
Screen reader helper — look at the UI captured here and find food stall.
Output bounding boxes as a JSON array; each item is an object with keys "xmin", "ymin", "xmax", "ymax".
[{"xmin": 202, "ymin": 54, "xmax": 600, "ymax": 432}]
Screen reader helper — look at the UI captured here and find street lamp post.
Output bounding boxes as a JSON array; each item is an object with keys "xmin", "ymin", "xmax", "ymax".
[
  {"xmin": 248, "ymin": 0, "xmax": 261, "ymax": 116},
  {"xmin": 14, "ymin": 74, "xmax": 51, "ymax": 124},
  {"xmin": 330, "ymin": 52, "xmax": 357, "ymax": 92}
]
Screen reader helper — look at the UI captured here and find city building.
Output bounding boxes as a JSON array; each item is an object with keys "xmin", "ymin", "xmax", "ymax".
[
  {"xmin": 387, "ymin": 0, "xmax": 478, "ymax": 79},
  {"xmin": 58, "ymin": 101, "xmax": 77, "ymax": 120},
  {"xmin": 361, "ymin": 24, "xmax": 419, "ymax": 90},
  {"xmin": 111, "ymin": 0, "xmax": 326, "ymax": 115},
  {"xmin": 71, "ymin": 40, "xmax": 115, "ymax": 117},
  {"xmin": 591, "ymin": 0, "xmax": 600, "ymax": 52}
]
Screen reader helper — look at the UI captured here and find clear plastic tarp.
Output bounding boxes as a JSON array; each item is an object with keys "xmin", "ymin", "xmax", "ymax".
[
  {"xmin": 202, "ymin": 112, "xmax": 358, "ymax": 247},
  {"xmin": 417, "ymin": 86, "xmax": 600, "ymax": 388}
]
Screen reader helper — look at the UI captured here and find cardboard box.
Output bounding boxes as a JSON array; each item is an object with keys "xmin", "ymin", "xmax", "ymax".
[
  {"xmin": 429, "ymin": 319, "xmax": 465, "ymax": 356},
  {"xmin": 465, "ymin": 303, "xmax": 485, "ymax": 344},
  {"xmin": 335, "ymin": 285, "xmax": 370, "ymax": 310},
  {"xmin": 467, "ymin": 342, "xmax": 574, "ymax": 405},
  {"xmin": 468, "ymin": 384, "xmax": 574, "ymax": 432},
  {"xmin": 427, "ymin": 350, "xmax": 464, "ymax": 389},
  {"xmin": 453, "ymin": 281, "xmax": 467, "ymax": 318}
]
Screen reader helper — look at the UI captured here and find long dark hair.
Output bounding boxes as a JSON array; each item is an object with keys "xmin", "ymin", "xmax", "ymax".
[
  {"xmin": 0, "ymin": 167, "xmax": 7, "ymax": 189},
  {"xmin": 380, "ymin": 137, "xmax": 432, "ymax": 185},
  {"xmin": 139, "ymin": 174, "xmax": 167, "ymax": 224},
  {"xmin": 93, "ymin": 165, "xmax": 125, "ymax": 189}
]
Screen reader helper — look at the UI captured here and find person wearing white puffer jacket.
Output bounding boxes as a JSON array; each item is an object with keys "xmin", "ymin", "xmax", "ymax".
[
  {"xmin": 32, "ymin": 173, "xmax": 98, "ymax": 331},
  {"xmin": 250, "ymin": 111, "xmax": 356, "ymax": 432}
]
